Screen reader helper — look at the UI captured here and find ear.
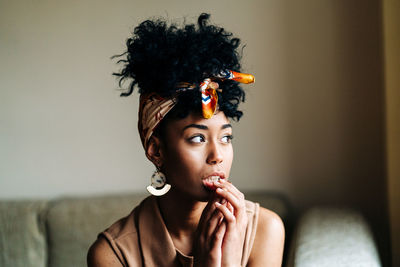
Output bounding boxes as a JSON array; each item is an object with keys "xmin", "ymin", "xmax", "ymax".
[{"xmin": 145, "ymin": 136, "xmax": 164, "ymax": 168}]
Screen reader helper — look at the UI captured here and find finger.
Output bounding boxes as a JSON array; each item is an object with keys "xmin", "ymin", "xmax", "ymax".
[
  {"xmin": 201, "ymin": 192, "xmax": 220, "ymax": 218},
  {"xmin": 205, "ymin": 207, "xmax": 224, "ymax": 238},
  {"xmin": 226, "ymin": 201, "xmax": 234, "ymax": 214},
  {"xmin": 211, "ymin": 220, "xmax": 226, "ymax": 250},
  {"xmin": 216, "ymin": 179, "xmax": 242, "ymax": 195},
  {"xmin": 215, "ymin": 187, "xmax": 244, "ymax": 215},
  {"xmin": 215, "ymin": 179, "xmax": 244, "ymax": 201},
  {"xmin": 197, "ymin": 194, "xmax": 223, "ymax": 233},
  {"xmin": 215, "ymin": 202, "xmax": 236, "ymax": 230},
  {"xmin": 214, "ymin": 180, "xmax": 245, "ymax": 212}
]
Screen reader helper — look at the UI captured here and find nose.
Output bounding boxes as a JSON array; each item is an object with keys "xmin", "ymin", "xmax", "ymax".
[{"xmin": 206, "ymin": 141, "xmax": 223, "ymax": 165}]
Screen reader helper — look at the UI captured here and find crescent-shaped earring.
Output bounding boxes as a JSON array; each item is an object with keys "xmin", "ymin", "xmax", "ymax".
[{"xmin": 146, "ymin": 169, "xmax": 171, "ymax": 196}]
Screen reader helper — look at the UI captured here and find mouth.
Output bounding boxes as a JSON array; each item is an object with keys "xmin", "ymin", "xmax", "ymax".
[{"xmin": 202, "ymin": 173, "xmax": 226, "ymax": 191}]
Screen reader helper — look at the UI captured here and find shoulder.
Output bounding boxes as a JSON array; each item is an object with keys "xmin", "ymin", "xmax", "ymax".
[
  {"xmin": 248, "ymin": 207, "xmax": 285, "ymax": 267},
  {"xmin": 87, "ymin": 199, "xmax": 147, "ymax": 267},
  {"xmin": 256, "ymin": 207, "xmax": 285, "ymax": 239},
  {"xmin": 87, "ymin": 235, "xmax": 122, "ymax": 267},
  {"xmin": 87, "ymin": 210, "xmax": 139, "ymax": 267}
]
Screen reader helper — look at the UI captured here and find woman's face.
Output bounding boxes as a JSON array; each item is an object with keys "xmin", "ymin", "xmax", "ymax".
[{"xmin": 160, "ymin": 111, "xmax": 234, "ymax": 201}]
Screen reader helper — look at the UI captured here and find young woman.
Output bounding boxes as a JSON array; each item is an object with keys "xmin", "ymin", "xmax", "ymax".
[{"xmin": 88, "ymin": 13, "xmax": 285, "ymax": 267}]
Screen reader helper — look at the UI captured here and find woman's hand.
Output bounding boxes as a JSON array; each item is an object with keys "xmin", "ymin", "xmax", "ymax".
[
  {"xmin": 192, "ymin": 194, "xmax": 226, "ymax": 267},
  {"xmin": 214, "ymin": 179, "xmax": 248, "ymax": 267}
]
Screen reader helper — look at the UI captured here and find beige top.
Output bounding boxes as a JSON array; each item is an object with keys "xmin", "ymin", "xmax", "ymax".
[{"xmin": 100, "ymin": 196, "xmax": 259, "ymax": 267}]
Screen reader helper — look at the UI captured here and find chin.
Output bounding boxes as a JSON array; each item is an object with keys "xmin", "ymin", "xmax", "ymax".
[
  {"xmin": 190, "ymin": 187, "xmax": 215, "ymax": 202},
  {"xmin": 171, "ymin": 185, "xmax": 211, "ymax": 202},
  {"xmin": 199, "ymin": 186, "xmax": 216, "ymax": 202}
]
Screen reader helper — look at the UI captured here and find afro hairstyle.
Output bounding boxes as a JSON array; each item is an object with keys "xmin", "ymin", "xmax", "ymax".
[{"xmin": 113, "ymin": 13, "xmax": 246, "ymax": 121}]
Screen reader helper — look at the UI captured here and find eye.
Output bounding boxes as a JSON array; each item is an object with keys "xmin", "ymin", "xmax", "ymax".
[
  {"xmin": 189, "ymin": 135, "xmax": 205, "ymax": 143},
  {"xmin": 221, "ymin": 134, "xmax": 233, "ymax": 144}
]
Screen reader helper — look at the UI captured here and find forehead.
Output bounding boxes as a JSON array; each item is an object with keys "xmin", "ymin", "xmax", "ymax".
[{"xmin": 167, "ymin": 111, "xmax": 230, "ymax": 131}]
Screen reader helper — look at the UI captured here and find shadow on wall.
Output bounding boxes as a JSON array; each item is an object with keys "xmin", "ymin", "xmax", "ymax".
[{"xmin": 278, "ymin": 1, "xmax": 389, "ymax": 265}]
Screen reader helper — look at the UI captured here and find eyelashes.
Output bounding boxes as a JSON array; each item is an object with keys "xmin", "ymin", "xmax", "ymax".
[
  {"xmin": 187, "ymin": 134, "xmax": 233, "ymax": 144},
  {"xmin": 221, "ymin": 134, "xmax": 234, "ymax": 144},
  {"xmin": 189, "ymin": 135, "xmax": 205, "ymax": 143}
]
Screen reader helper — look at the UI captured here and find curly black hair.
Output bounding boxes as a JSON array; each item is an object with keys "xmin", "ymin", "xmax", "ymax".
[{"xmin": 113, "ymin": 13, "xmax": 246, "ymax": 121}]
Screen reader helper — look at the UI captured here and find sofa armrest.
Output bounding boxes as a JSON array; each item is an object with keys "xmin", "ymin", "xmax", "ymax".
[
  {"xmin": 286, "ymin": 207, "xmax": 381, "ymax": 267},
  {"xmin": 0, "ymin": 200, "xmax": 48, "ymax": 267}
]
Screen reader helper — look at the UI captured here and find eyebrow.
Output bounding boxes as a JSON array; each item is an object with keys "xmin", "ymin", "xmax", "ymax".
[
  {"xmin": 222, "ymin": 124, "xmax": 232, "ymax": 130},
  {"xmin": 182, "ymin": 123, "xmax": 232, "ymax": 131}
]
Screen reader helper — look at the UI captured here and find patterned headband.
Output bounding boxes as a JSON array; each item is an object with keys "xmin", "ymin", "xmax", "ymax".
[{"xmin": 138, "ymin": 70, "xmax": 255, "ymax": 151}]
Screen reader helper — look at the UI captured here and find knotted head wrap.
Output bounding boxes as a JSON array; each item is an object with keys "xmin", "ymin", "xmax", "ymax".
[
  {"xmin": 138, "ymin": 70, "xmax": 255, "ymax": 150},
  {"xmin": 112, "ymin": 13, "xmax": 252, "ymax": 152}
]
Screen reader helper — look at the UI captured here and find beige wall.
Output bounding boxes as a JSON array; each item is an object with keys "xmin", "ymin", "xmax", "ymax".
[
  {"xmin": 383, "ymin": 0, "xmax": 400, "ymax": 265},
  {"xmin": 0, "ymin": 0, "xmax": 387, "ymax": 248}
]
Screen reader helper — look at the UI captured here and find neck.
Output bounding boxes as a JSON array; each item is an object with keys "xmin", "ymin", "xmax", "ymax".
[{"xmin": 157, "ymin": 192, "xmax": 207, "ymax": 239}]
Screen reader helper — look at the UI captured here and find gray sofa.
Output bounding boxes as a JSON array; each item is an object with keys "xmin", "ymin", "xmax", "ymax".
[{"xmin": 0, "ymin": 191, "xmax": 382, "ymax": 267}]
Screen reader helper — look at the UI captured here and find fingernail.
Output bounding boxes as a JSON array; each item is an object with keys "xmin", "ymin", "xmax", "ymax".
[
  {"xmin": 215, "ymin": 202, "xmax": 221, "ymax": 207},
  {"xmin": 221, "ymin": 199, "xmax": 226, "ymax": 204}
]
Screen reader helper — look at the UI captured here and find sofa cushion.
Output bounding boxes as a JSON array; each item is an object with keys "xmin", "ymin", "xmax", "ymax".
[
  {"xmin": 0, "ymin": 200, "xmax": 48, "ymax": 267},
  {"xmin": 46, "ymin": 191, "xmax": 290, "ymax": 267},
  {"xmin": 46, "ymin": 193, "xmax": 147, "ymax": 267},
  {"xmin": 287, "ymin": 207, "xmax": 381, "ymax": 267}
]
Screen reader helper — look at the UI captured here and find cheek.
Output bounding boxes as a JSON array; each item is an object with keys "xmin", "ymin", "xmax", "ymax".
[
  {"xmin": 224, "ymin": 147, "xmax": 234, "ymax": 175},
  {"xmin": 163, "ymin": 145, "xmax": 204, "ymax": 177}
]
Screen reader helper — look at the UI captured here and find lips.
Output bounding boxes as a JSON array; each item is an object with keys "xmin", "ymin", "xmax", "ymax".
[{"xmin": 202, "ymin": 173, "xmax": 226, "ymax": 191}]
